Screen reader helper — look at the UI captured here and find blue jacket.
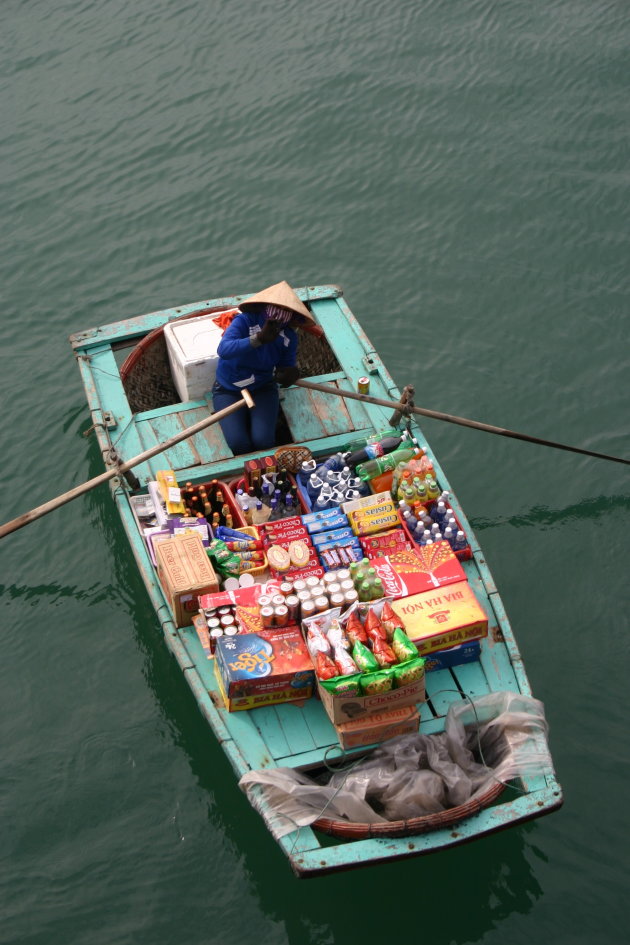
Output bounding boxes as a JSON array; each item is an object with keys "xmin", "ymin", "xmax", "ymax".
[{"xmin": 215, "ymin": 310, "xmax": 298, "ymax": 391}]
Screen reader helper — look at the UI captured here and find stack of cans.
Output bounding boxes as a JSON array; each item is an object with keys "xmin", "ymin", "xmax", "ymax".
[
  {"xmin": 204, "ymin": 603, "xmax": 241, "ymax": 652},
  {"xmin": 261, "ymin": 570, "xmax": 359, "ymax": 626}
]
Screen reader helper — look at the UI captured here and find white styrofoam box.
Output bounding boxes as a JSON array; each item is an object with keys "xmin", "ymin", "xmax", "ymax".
[{"xmin": 164, "ymin": 311, "xmax": 236, "ymax": 402}]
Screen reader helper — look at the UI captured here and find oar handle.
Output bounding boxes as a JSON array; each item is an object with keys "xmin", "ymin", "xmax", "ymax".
[
  {"xmin": 0, "ymin": 390, "xmax": 254, "ymax": 540},
  {"xmin": 295, "ymin": 378, "xmax": 630, "ymax": 466}
]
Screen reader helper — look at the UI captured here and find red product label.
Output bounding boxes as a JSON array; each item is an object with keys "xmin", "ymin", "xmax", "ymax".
[
  {"xmin": 368, "ymin": 544, "xmax": 466, "ymax": 599},
  {"xmin": 262, "ymin": 516, "xmax": 303, "ymax": 534},
  {"xmin": 263, "ymin": 531, "xmax": 311, "ymax": 549}
]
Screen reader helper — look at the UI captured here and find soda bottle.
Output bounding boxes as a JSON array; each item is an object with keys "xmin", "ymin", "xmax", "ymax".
[
  {"xmin": 319, "ymin": 452, "xmax": 348, "ymax": 474},
  {"xmin": 402, "ymin": 509, "xmax": 418, "ymax": 531},
  {"xmin": 425, "ymin": 478, "xmax": 440, "ymax": 501},
  {"xmin": 346, "ymin": 435, "xmax": 406, "ymax": 468},
  {"xmin": 355, "ymin": 444, "xmax": 420, "ymax": 481},
  {"xmin": 358, "ymin": 580, "xmax": 372, "ymax": 602},
  {"xmin": 433, "ymin": 500, "xmax": 448, "ymax": 525}
]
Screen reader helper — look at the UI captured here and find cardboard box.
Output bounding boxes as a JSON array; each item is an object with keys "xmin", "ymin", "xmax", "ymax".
[
  {"xmin": 214, "ymin": 626, "xmax": 315, "ymax": 711},
  {"xmin": 369, "ymin": 542, "xmax": 466, "ymax": 599},
  {"xmin": 317, "ymin": 673, "xmax": 425, "ymax": 725},
  {"xmin": 156, "ymin": 533, "xmax": 219, "ymax": 627},
  {"xmin": 335, "ymin": 705, "xmax": 420, "ymax": 749},
  {"xmin": 392, "ymin": 580, "xmax": 488, "ymax": 656},
  {"xmin": 424, "ymin": 640, "xmax": 481, "ymax": 673}
]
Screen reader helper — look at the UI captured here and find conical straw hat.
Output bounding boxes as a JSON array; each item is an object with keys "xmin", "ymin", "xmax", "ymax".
[{"xmin": 239, "ymin": 281, "xmax": 315, "ymax": 323}]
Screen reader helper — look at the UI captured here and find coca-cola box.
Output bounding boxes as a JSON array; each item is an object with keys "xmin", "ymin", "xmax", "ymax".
[{"xmin": 369, "ymin": 542, "xmax": 466, "ymax": 599}]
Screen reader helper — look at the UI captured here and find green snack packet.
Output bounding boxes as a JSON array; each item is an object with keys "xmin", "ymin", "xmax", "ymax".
[
  {"xmin": 360, "ymin": 670, "xmax": 394, "ymax": 695},
  {"xmin": 391, "ymin": 627, "xmax": 418, "ymax": 663},
  {"xmin": 320, "ymin": 673, "xmax": 362, "ymax": 697},
  {"xmin": 352, "ymin": 640, "xmax": 380, "ymax": 673},
  {"xmin": 392, "ymin": 657, "xmax": 425, "ymax": 689},
  {"xmin": 206, "ymin": 539, "xmax": 240, "ymax": 576}
]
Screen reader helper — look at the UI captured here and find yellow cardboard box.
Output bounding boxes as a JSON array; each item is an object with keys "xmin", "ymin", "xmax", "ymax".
[
  {"xmin": 391, "ymin": 580, "xmax": 488, "ymax": 655},
  {"xmin": 156, "ymin": 533, "xmax": 219, "ymax": 627}
]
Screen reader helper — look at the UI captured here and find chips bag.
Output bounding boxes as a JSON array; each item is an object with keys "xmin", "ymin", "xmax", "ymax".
[
  {"xmin": 392, "ymin": 657, "xmax": 425, "ymax": 688},
  {"xmin": 360, "ymin": 670, "xmax": 394, "ymax": 695},
  {"xmin": 391, "ymin": 627, "xmax": 417, "ymax": 663},
  {"xmin": 345, "ymin": 610, "xmax": 368, "ymax": 646},
  {"xmin": 364, "ymin": 608, "xmax": 386, "ymax": 641},
  {"xmin": 315, "ymin": 651, "xmax": 338, "ymax": 680},
  {"xmin": 319, "ymin": 673, "xmax": 362, "ymax": 696},
  {"xmin": 306, "ymin": 627, "xmax": 331, "ymax": 660},
  {"xmin": 327, "ymin": 619, "xmax": 351, "ymax": 652},
  {"xmin": 352, "ymin": 640, "xmax": 380, "ymax": 673},
  {"xmin": 333, "ymin": 646, "xmax": 359, "ymax": 676},
  {"xmin": 371, "ymin": 636, "xmax": 398, "ymax": 668},
  {"xmin": 380, "ymin": 600, "xmax": 403, "ymax": 640}
]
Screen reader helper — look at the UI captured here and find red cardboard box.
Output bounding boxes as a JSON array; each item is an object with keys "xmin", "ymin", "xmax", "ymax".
[
  {"xmin": 391, "ymin": 580, "xmax": 488, "ymax": 655},
  {"xmin": 335, "ymin": 705, "xmax": 420, "ymax": 749},
  {"xmin": 369, "ymin": 543, "xmax": 466, "ymax": 599}
]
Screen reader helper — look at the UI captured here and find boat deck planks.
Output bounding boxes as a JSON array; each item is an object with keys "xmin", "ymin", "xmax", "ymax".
[{"xmin": 72, "ymin": 284, "xmax": 562, "ymax": 876}]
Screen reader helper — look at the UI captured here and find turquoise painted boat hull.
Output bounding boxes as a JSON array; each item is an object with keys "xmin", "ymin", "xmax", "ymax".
[{"xmin": 71, "ymin": 285, "xmax": 563, "ymax": 876}]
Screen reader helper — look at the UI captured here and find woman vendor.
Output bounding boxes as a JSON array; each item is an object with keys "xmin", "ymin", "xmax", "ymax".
[{"xmin": 212, "ymin": 280, "xmax": 315, "ymax": 454}]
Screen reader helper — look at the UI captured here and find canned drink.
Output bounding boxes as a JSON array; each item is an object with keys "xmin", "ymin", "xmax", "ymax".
[
  {"xmin": 260, "ymin": 606, "xmax": 275, "ymax": 629},
  {"xmin": 323, "ymin": 571, "xmax": 341, "ymax": 586},
  {"xmin": 314, "ymin": 595, "xmax": 330, "ymax": 613},
  {"xmin": 279, "ymin": 582, "xmax": 294, "ymax": 597},
  {"xmin": 326, "ymin": 582, "xmax": 341, "ymax": 596},
  {"xmin": 218, "ymin": 606, "xmax": 233, "ymax": 617},
  {"xmin": 344, "ymin": 589, "xmax": 359, "ymax": 606},
  {"xmin": 357, "ymin": 376, "xmax": 370, "ymax": 394},
  {"xmin": 330, "ymin": 592, "xmax": 345, "ymax": 609},
  {"xmin": 207, "ymin": 617, "xmax": 222, "ymax": 631},
  {"xmin": 301, "ymin": 599, "xmax": 316, "ymax": 619},
  {"xmin": 257, "ymin": 595, "xmax": 272, "ymax": 608},
  {"xmin": 209, "ymin": 627, "xmax": 223, "ymax": 652},
  {"xmin": 292, "ymin": 579, "xmax": 307, "ymax": 593},
  {"xmin": 297, "ymin": 589, "xmax": 312, "ymax": 604},
  {"xmin": 284, "ymin": 595, "xmax": 300, "ymax": 622},
  {"xmin": 220, "ymin": 614, "xmax": 236, "ymax": 629},
  {"xmin": 203, "ymin": 607, "xmax": 217, "ymax": 619},
  {"xmin": 305, "ymin": 576, "xmax": 320, "ymax": 589},
  {"xmin": 340, "ymin": 579, "xmax": 355, "ymax": 593},
  {"xmin": 336, "ymin": 568, "xmax": 351, "ymax": 583},
  {"xmin": 274, "ymin": 604, "xmax": 289, "ymax": 626},
  {"xmin": 271, "ymin": 594, "xmax": 286, "ymax": 608},
  {"xmin": 223, "ymin": 626, "xmax": 239, "ymax": 637}
]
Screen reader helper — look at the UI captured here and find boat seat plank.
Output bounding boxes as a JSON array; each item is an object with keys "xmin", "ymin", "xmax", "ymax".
[
  {"xmin": 146, "ymin": 412, "xmax": 202, "ymax": 470},
  {"xmin": 272, "ymin": 702, "xmax": 318, "ymax": 756},
  {"xmin": 252, "ymin": 707, "xmax": 292, "ymax": 760},
  {"xmin": 451, "ymin": 660, "xmax": 490, "ymax": 700},
  {"xmin": 280, "ymin": 379, "xmax": 359, "ymax": 440},
  {"xmin": 296, "ymin": 698, "xmax": 338, "ymax": 750}
]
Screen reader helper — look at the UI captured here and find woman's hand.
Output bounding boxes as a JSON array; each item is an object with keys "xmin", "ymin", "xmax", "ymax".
[
  {"xmin": 258, "ymin": 320, "xmax": 282, "ymax": 344},
  {"xmin": 275, "ymin": 366, "xmax": 300, "ymax": 388}
]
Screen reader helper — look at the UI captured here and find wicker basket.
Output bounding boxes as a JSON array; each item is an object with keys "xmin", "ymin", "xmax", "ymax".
[{"xmin": 312, "ymin": 780, "xmax": 505, "ymax": 839}]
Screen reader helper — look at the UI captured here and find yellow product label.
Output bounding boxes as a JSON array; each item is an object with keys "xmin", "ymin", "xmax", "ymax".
[
  {"xmin": 157, "ymin": 469, "xmax": 186, "ymax": 515},
  {"xmin": 391, "ymin": 580, "xmax": 488, "ymax": 655}
]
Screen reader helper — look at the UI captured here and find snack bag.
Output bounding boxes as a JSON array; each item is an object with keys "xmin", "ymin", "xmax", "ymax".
[
  {"xmin": 306, "ymin": 627, "xmax": 331, "ymax": 660},
  {"xmin": 364, "ymin": 608, "xmax": 387, "ymax": 641},
  {"xmin": 352, "ymin": 640, "xmax": 380, "ymax": 673},
  {"xmin": 392, "ymin": 657, "xmax": 425, "ymax": 688},
  {"xmin": 327, "ymin": 619, "xmax": 351, "ymax": 652},
  {"xmin": 371, "ymin": 636, "xmax": 398, "ymax": 668},
  {"xmin": 380, "ymin": 599, "xmax": 403, "ymax": 640},
  {"xmin": 315, "ymin": 651, "xmax": 338, "ymax": 680},
  {"xmin": 360, "ymin": 670, "xmax": 394, "ymax": 695},
  {"xmin": 206, "ymin": 539, "xmax": 240, "ymax": 577},
  {"xmin": 345, "ymin": 610, "xmax": 368, "ymax": 646},
  {"xmin": 333, "ymin": 646, "xmax": 359, "ymax": 676},
  {"xmin": 391, "ymin": 627, "xmax": 417, "ymax": 663},
  {"xmin": 319, "ymin": 674, "xmax": 362, "ymax": 696}
]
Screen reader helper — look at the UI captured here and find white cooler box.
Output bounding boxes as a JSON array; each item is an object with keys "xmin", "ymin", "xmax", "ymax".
[{"xmin": 164, "ymin": 311, "xmax": 237, "ymax": 402}]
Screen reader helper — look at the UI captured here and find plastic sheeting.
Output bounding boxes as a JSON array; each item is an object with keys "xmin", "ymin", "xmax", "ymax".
[{"xmin": 239, "ymin": 692, "xmax": 555, "ymax": 839}]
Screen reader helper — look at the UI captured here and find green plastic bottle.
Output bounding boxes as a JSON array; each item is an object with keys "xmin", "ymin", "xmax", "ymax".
[{"xmin": 355, "ymin": 443, "xmax": 420, "ymax": 481}]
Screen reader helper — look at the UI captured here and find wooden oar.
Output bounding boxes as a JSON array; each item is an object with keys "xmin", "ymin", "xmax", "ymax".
[
  {"xmin": 0, "ymin": 390, "xmax": 254, "ymax": 540},
  {"xmin": 295, "ymin": 378, "xmax": 630, "ymax": 466}
]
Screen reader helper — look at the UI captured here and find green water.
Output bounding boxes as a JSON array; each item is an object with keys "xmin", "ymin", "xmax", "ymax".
[{"xmin": 2, "ymin": 1, "xmax": 628, "ymax": 942}]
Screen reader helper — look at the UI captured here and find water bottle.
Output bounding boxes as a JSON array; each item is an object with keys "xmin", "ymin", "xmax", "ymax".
[
  {"xmin": 419, "ymin": 529, "xmax": 432, "ymax": 546},
  {"xmin": 315, "ymin": 493, "xmax": 331, "ymax": 511},
  {"xmin": 433, "ymin": 501, "xmax": 448, "ymax": 525},
  {"xmin": 443, "ymin": 526, "xmax": 454, "ymax": 548},
  {"xmin": 307, "ymin": 473, "xmax": 324, "ymax": 502},
  {"xmin": 402, "ymin": 509, "xmax": 418, "ymax": 531},
  {"xmin": 453, "ymin": 530, "xmax": 467, "ymax": 552},
  {"xmin": 433, "ymin": 530, "xmax": 443, "ymax": 543},
  {"xmin": 339, "ymin": 466, "xmax": 351, "ymax": 482},
  {"xmin": 346, "ymin": 435, "xmax": 405, "ymax": 468},
  {"xmin": 235, "ymin": 488, "xmax": 248, "ymax": 509},
  {"xmin": 430, "ymin": 522, "xmax": 441, "ymax": 537},
  {"xmin": 343, "ymin": 489, "xmax": 362, "ymax": 502},
  {"xmin": 324, "ymin": 468, "xmax": 341, "ymax": 485},
  {"xmin": 445, "ymin": 515, "xmax": 458, "ymax": 534},
  {"xmin": 319, "ymin": 452, "xmax": 348, "ymax": 474},
  {"xmin": 298, "ymin": 459, "xmax": 317, "ymax": 486}
]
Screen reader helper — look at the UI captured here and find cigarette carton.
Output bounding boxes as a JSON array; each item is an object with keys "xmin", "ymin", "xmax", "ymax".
[{"xmin": 391, "ymin": 580, "xmax": 488, "ymax": 656}]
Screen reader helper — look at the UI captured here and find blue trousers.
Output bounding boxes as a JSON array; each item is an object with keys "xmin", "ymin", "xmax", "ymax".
[{"xmin": 212, "ymin": 382, "xmax": 279, "ymax": 455}]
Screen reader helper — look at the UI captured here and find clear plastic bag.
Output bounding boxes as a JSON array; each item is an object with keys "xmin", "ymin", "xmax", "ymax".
[{"xmin": 239, "ymin": 691, "xmax": 555, "ymax": 838}]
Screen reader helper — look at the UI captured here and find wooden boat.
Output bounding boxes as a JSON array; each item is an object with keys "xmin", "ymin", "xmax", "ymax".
[{"xmin": 70, "ymin": 284, "xmax": 563, "ymax": 876}]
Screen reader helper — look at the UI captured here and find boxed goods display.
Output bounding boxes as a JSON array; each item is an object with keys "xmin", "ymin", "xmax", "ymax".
[
  {"xmin": 214, "ymin": 626, "xmax": 315, "ymax": 711},
  {"xmin": 423, "ymin": 640, "xmax": 481, "ymax": 673},
  {"xmin": 335, "ymin": 705, "xmax": 420, "ymax": 749},
  {"xmin": 391, "ymin": 580, "xmax": 488, "ymax": 655},
  {"xmin": 304, "ymin": 602, "xmax": 426, "ymax": 724},
  {"xmin": 367, "ymin": 543, "xmax": 467, "ymax": 599},
  {"xmin": 155, "ymin": 533, "xmax": 219, "ymax": 627}
]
